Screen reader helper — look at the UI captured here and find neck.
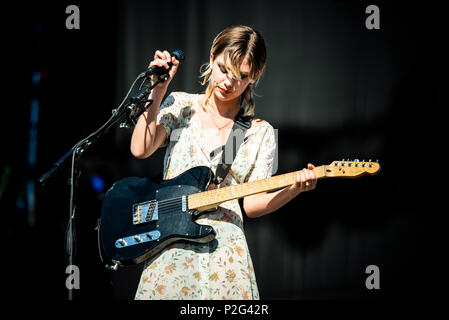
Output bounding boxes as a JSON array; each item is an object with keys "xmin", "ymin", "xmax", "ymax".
[
  {"xmin": 188, "ymin": 166, "xmax": 327, "ymax": 212},
  {"xmin": 209, "ymin": 94, "xmax": 240, "ymax": 119}
]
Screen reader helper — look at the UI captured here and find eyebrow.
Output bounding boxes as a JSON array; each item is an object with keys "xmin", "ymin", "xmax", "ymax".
[{"xmin": 218, "ymin": 62, "xmax": 249, "ymax": 78}]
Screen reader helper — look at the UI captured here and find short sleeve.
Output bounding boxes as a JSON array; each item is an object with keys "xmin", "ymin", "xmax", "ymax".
[
  {"xmin": 156, "ymin": 92, "xmax": 189, "ymax": 148},
  {"xmin": 247, "ymin": 124, "xmax": 277, "ymax": 182}
]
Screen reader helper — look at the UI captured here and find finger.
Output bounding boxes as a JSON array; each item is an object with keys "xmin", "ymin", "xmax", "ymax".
[
  {"xmin": 310, "ymin": 168, "xmax": 316, "ymax": 180},
  {"xmin": 302, "ymin": 169, "xmax": 313, "ymax": 189},
  {"xmin": 299, "ymin": 171, "xmax": 306, "ymax": 183},
  {"xmin": 172, "ymin": 56, "xmax": 180, "ymax": 66},
  {"xmin": 152, "ymin": 50, "xmax": 171, "ymax": 68},
  {"xmin": 169, "ymin": 66, "xmax": 178, "ymax": 79},
  {"xmin": 309, "ymin": 168, "xmax": 317, "ymax": 189},
  {"xmin": 307, "ymin": 164, "xmax": 316, "ymax": 181},
  {"xmin": 303, "ymin": 168, "xmax": 312, "ymax": 182},
  {"xmin": 306, "ymin": 166, "xmax": 316, "ymax": 181},
  {"xmin": 162, "ymin": 50, "xmax": 171, "ymax": 63},
  {"xmin": 150, "ymin": 58, "xmax": 170, "ymax": 69},
  {"xmin": 154, "ymin": 50, "xmax": 165, "ymax": 60},
  {"xmin": 168, "ymin": 58, "xmax": 180, "ymax": 78},
  {"xmin": 298, "ymin": 171, "xmax": 307, "ymax": 190}
]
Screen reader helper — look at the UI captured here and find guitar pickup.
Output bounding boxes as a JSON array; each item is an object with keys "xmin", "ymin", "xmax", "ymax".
[{"xmin": 132, "ymin": 200, "xmax": 159, "ymax": 225}]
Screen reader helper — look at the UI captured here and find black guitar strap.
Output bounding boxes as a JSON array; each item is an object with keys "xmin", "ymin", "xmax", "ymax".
[{"xmin": 213, "ymin": 108, "xmax": 253, "ymax": 185}]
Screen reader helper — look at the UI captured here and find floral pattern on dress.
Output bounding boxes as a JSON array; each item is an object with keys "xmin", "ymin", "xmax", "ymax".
[{"xmin": 134, "ymin": 92, "xmax": 277, "ymax": 300}]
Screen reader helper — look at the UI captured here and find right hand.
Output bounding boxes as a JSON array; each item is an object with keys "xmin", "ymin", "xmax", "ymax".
[{"xmin": 149, "ymin": 50, "xmax": 180, "ymax": 88}]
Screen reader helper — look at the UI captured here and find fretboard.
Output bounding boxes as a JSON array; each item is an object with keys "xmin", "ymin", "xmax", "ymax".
[{"xmin": 188, "ymin": 165, "xmax": 326, "ymax": 211}]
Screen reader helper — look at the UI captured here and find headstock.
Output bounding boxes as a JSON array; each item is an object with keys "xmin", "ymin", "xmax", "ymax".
[{"xmin": 324, "ymin": 159, "xmax": 381, "ymax": 178}]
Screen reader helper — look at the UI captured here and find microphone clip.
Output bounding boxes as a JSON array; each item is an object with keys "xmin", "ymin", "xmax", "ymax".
[{"xmin": 119, "ymin": 72, "xmax": 168, "ymax": 128}]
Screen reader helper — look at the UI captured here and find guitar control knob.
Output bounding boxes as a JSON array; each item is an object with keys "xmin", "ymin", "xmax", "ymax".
[{"xmin": 117, "ymin": 239, "xmax": 127, "ymax": 247}]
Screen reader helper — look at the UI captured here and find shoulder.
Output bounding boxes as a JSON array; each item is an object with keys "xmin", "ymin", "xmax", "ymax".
[
  {"xmin": 249, "ymin": 118, "xmax": 274, "ymax": 134},
  {"xmin": 167, "ymin": 92, "xmax": 201, "ymax": 105},
  {"xmin": 162, "ymin": 91, "xmax": 191, "ymax": 106},
  {"xmin": 160, "ymin": 92, "xmax": 199, "ymax": 114}
]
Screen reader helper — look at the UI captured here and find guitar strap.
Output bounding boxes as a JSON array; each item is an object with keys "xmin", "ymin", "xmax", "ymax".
[{"xmin": 213, "ymin": 108, "xmax": 253, "ymax": 185}]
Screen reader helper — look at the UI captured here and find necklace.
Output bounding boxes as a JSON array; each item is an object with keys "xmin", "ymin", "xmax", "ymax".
[
  {"xmin": 206, "ymin": 103, "xmax": 235, "ymax": 136},
  {"xmin": 210, "ymin": 113, "xmax": 233, "ymax": 136}
]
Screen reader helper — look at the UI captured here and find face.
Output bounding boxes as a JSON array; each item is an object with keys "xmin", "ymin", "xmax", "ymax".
[{"xmin": 209, "ymin": 53, "xmax": 255, "ymax": 103}]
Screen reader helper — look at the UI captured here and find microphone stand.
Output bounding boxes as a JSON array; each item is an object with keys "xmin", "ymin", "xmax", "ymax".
[{"xmin": 38, "ymin": 72, "xmax": 169, "ymax": 300}]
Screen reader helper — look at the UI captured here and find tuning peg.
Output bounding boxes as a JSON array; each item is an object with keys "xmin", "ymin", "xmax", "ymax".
[
  {"xmin": 369, "ymin": 159, "xmax": 372, "ymax": 162},
  {"xmin": 354, "ymin": 159, "xmax": 359, "ymax": 162}
]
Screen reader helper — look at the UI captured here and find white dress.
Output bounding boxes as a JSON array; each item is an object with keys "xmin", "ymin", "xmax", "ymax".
[{"xmin": 134, "ymin": 92, "xmax": 277, "ymax": 300}]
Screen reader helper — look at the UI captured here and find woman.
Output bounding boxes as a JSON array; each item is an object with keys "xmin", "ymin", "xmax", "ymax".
[{"xmin": 131, "ymin": 25, "xmax": 317, "ymax": 300}]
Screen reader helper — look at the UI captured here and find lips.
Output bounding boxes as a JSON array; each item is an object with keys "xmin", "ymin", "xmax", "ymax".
[{"xmin": 218, "ymin": 87, "xmax": 230, "ymax": 95}]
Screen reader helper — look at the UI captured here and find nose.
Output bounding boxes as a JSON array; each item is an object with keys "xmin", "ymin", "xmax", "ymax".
[{"xmin": 223, "ymin": 74, "xmax": 234, "ymax": 89}]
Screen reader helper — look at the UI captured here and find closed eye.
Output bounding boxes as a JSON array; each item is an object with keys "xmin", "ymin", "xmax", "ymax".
[
  {"xmin": 218, "ymin": 64, "xmax": 227, "ymax": 74},
  {"xmin": 218, "ymin": 63, "xmax": 249, "ymax": 81}
]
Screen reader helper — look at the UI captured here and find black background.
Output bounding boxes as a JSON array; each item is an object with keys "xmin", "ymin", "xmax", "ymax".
[{"xmin": 1, "ymin": 0, "xmax": 441, "ymax": 302}]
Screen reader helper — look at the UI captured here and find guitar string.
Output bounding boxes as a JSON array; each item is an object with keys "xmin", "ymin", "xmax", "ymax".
[
  {"xmin": 138, "ymin": 172, "xmax": 300, "ymax": 213},
  {"xmin": 133, "ymin": 172, "xmax": 316, "ymax": 223},
  {"xmin": 146, "ymin": 174, "xmax": 292, "ymax": 210},
  {"xmin": 134, "ymin": 166, "xmax": 369, "ymax": 218}
]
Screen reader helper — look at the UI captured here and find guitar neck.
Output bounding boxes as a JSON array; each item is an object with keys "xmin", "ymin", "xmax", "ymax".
[{"xmin": 188, "ymin": 166, "xmax": 327, "ymax": 211}]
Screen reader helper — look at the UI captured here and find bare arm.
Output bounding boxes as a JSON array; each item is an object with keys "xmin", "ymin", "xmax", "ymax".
[
  {"xmin": 243, "ymin": 163, "xmax": 317, "ymax": 218},
  {"xmin": 130, "ymin": 50, "xmax": 179, "ymax": 159}
]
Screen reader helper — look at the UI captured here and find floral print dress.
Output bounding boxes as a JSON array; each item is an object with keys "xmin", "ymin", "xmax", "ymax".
[{"xmin": 134, "ymin": 92, "xmax": 277, "ymax": 300}]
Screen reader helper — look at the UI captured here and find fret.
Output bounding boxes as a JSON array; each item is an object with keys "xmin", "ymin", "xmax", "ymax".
[
  {"xmin": 189, "ymin": 166, "xmax": 329, "ymax": 210},
  {"xmin": 205, "ymin": 191, "xmax": 211, "ymax": 205}
]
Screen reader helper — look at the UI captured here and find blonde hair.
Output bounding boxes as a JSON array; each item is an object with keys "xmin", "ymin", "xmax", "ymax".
[{"xmin": 200, "ymin": 25, "xmax": 267, "ymax": 117}]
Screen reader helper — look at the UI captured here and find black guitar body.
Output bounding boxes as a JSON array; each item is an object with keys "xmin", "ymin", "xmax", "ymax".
[{"xmin": 100, "ymin": 166, "xmax": 216, "ymax": 266}]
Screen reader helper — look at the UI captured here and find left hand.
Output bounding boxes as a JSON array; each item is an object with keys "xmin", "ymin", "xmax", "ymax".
[{"xmin": 288, "ymin": 163, "xmax": 317, "ymax": 196}]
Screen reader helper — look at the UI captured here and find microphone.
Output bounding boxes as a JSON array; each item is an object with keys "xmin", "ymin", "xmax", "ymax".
[{"xmin": 139, "ymin": 49, "xmax": 185, "ymax": 79}]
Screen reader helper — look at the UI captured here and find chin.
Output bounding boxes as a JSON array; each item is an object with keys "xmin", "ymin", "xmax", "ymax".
[{"xmin": 214, "ymin": 88, "xmax": 237, "ymax": 102}]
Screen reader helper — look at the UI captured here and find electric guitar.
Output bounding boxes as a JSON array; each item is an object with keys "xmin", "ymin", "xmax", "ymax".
[{"xmin": 99, "ymin": 160, "xmax": 380, "ymax": 268}]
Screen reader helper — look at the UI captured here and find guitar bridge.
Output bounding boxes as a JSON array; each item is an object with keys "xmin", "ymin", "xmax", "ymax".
[{"xmin": 132, "ymin": 200, "xmax": 158, "ymax": 225}]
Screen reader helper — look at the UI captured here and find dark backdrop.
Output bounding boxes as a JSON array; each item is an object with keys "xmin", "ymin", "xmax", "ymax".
[{"xmin": 1, "ymin": 0, "xmax": 440, "ymax": 301}]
